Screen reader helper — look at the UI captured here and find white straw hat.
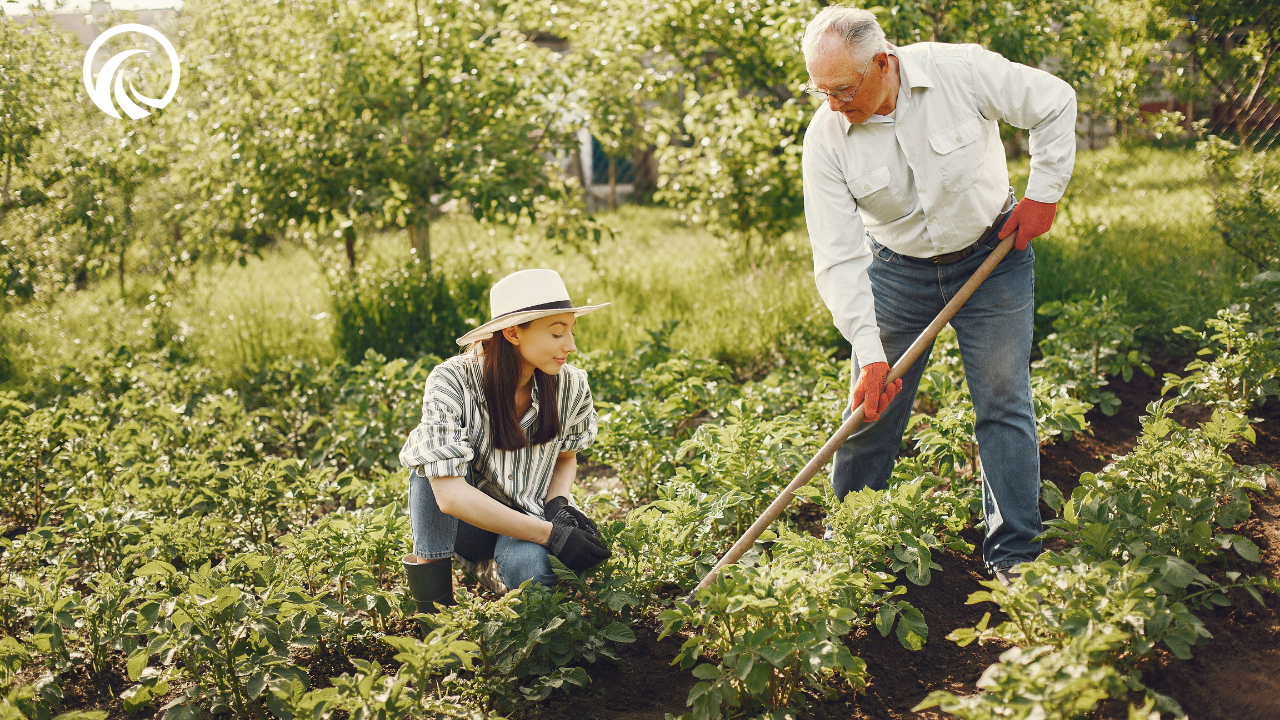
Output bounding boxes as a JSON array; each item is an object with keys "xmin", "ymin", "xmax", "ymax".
[{"xmin": 456, "ymin": 269, "xmax": 610, "ymax": 346}]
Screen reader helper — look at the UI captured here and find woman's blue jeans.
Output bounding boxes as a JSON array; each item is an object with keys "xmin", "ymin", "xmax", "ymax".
[
  {"xmin": 830, "ymin": 206, "xmax": 1042, "ymax": 572},
  {"xmin": 408, "ymin": 468, "xmax": 558, "ymax": 589}
]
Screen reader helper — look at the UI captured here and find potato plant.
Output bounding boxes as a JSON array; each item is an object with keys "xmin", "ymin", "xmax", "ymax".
[
  {"xmin": 1033, "ymin": 294, "xmax": 1153, "ymax": 416},
  {"xmin": 927, "ymin": 393, "xmax": 1278, "ymax": 718},
  {"xmin": 1041, "ymin": 400, "xmax": 1270, "ymax": 566},
  {"xmin": 658, "ymin": 561, "xmax": 872, "ymax": 720},
  {"xmin": 1163, "ymin": 308, "xmax": 1280, "ymax": 411}
]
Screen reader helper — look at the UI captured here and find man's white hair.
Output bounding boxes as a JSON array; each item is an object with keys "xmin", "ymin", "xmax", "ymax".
[{"xmin": 802, "ymin": 6, "xmax": 888, "ymax": 68}]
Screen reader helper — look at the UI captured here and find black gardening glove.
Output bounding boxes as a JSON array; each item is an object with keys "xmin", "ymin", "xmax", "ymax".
[
  {"xmin": 544, "ymin": 496, "xmax": 600, "ymax": 539},
  {"xmin": 545, "ymin": 524, "xmax": 611, "ymax": 573}
]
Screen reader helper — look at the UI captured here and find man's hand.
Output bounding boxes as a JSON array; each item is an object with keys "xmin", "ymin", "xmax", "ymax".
[
  {"xmin": 853, "ymin": 361, "xmax": 901, "ymax": 422},
  {"xmin": 998, "ymin": 198, "xmax": 1057, "ymax": 251}
]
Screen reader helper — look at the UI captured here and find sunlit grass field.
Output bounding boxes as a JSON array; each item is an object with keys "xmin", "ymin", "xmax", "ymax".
[
  {"xmin": 1014, "ymin": 143, "xmax": 1255, "ymax": 346},
  {"xmin": 1, "ymin": 144, "xmax": 1256, "ymax": 394}
]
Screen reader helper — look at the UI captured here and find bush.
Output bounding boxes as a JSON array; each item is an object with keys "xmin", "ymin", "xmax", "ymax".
[{"xmin": 328, "ymin": 259, "xmax": 489, "ymax": 365}]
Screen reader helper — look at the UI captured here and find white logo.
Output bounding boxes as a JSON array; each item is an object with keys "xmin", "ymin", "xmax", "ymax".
[{"xmin": 82, "ymin": 24, "xmax": 181, "ymax": 120}]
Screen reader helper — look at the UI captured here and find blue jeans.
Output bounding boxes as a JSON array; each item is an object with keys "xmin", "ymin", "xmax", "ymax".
[
  {"xmin": 830, "ymin": 204, "xmax": 1042, "ymax": 572},
  {"xmin": 408, "ymin": 468, "xmax": 558, "ymax": 589}
]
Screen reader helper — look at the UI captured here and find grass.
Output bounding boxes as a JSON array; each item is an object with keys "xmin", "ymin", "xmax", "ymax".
[
  {"xmin": 366, "ymin": 207, "xmax": 840, "ymax": 369},
  {"xmin": 1011, "ymin": 143, "xmax": 1255, "ymax": 348},
  {"xmin": 1, "ymin": 142, "xmax": 1258, "ymax": 395},
  {"xmin": 1, "ymin": 243, "xmax": 336, "ymax": 392}
]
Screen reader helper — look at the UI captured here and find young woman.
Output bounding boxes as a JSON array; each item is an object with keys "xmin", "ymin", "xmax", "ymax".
[{"xmin": 398, "ymin": 268, "xmax": 611, "ymax": 614}]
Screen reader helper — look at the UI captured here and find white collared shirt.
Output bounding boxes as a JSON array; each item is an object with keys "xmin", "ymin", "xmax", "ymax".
[{"xmin": 802, "ymin": 42, "xmax": 1077, "ymax": 367}]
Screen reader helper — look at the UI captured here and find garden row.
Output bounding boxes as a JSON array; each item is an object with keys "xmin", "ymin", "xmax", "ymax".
[{"xmin": 1, "ymin": 294, "xmax": 1278, "ymax": 719}]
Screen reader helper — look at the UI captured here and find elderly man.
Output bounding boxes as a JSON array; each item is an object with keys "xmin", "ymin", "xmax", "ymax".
[{"xmin": 800, "ymin": 6, "xmax": 1076, "ymax": 581}]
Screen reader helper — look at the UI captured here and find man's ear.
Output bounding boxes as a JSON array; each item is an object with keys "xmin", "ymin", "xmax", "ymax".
[
  {"xmin": 502, "ymin": 325, "xmax": 521, "ymax": 345},
  {"xmin": 874, "ymin": 51, "xmax": 891, "ymax": 74}
]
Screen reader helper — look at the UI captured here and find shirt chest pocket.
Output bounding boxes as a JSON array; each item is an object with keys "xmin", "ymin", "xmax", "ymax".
[
  {"xmin": 849, "ymin": 164, "xmax": 892, "ymax": 200},
  {"xmin": 929, "ymin": 116, "xmax": 985, "ymax": 193}
]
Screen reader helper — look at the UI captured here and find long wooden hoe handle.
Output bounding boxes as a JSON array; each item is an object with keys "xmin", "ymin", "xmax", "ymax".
[{"xmin": 687, "ymin": 230, "xmax": 1019, "ymax": 599}]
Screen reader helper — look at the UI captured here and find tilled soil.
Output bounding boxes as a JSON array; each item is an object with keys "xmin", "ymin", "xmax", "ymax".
[{"xmin": 542, "ymin": 361, "xmax": 1280, "ymax": 719}]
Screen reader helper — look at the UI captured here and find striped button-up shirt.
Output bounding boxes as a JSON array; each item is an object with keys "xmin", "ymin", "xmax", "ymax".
[
  {"xmin": 398, "ymin": 351, "xmax": 599, "ymax": 518},
  {"xmin": 802, "ymin": 42, "xmax": 1077, "ymax": 367}
]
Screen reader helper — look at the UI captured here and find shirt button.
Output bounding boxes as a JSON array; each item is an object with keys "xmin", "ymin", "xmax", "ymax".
[
  {"xmin": 956, "ymin": 136, "xmax": 962, "ymax": 142},
  {"xmin": 508, "ymin": 473, "xmax": 513, "ymax": 479},
  {"xmin": 909, "ymin": 156, "xmax": 915, "ymax": 162},
  {"xmin": 864, "ymin": 184, "xmax": 870, "ymax": 190}
]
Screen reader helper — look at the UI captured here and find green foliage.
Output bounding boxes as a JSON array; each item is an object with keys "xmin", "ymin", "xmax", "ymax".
[
  {"xmin": 123, "ymin": 555, "xmax": 321, "ymax": 719},
  {"xmin": 1033, "ymin": 294, "xmax": 1153, "ymax": 416},
  {"xmin": 309, "ymin": 349, "xmax": 441, "ymax": 478},
  {"xmin": 952, "ymin": 556, "xmax": 1209, "ymax": 662},
  {"xmin": 789, "ymin": 475, "xmax": 973, "ymax": 588},
  {"xmin": 1163, "ymin": 308, "xmax": 1280, "ymax": 410},
  {"xmin": 425, "ymin": 581, "xmax": 633, "ymax": 713},
  {"xmin": 170, "ymin": 0, "xmax": 574, "ymax": 268},
  {"xmin": 658, "ymin": 561, "xmax": 870, "ymax": 720},
  {"xmin": 591, "ymin": 355, "xmax": 736, "ymax": 500},
  {"xmin": 328, "ymin": 260, "xmax": 488, "ymax": 366},
  {"xmin": 1044, "ymin": 400, "xmax": 1269, "ymax": 565},
  {"xmin": 1157, "ymin": 0, "xmax": 1280, "ymax": 152},
  {"xmin": 604, "ymin": 481, "xmax": 755, "ymax": 604},
  {"xmin": 1198, "ymin": 134, "xmax": 1280, "ymax": 271},
  {"xmin": 677, "ymin": 404, "xmax": 817, "ymax": 537},
  {"xmin": 914, "ymin": 640, "xmax": 1132, "ymax": 720}
]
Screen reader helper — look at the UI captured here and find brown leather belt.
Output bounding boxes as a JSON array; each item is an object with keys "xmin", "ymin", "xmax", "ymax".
[
  {"xmin": 928, "ymin": 240, "xmax": 981, "ymax": 265},
  {"xmin": 926, "ymin": 211, "xmax": 1009, "ymax": 265}
]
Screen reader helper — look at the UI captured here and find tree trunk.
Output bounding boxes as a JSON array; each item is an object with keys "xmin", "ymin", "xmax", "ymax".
[
  {"xmin": 410, "ymin": 220, "xmax": 431, "ymax": 272},
  {"xmin": 0, "ymin": 154, "xmax": 10, "ymax": 228},
  {"xmin": 608, "ymin": 156, "xmax": 617, "ymax": 211},
  {"xmin": 344, "ymin": 227, "xmax": 357, "ymax": 268},
  {"xmin": 120, "ymin": 200, "xmax": 134, "ymax": 298}
]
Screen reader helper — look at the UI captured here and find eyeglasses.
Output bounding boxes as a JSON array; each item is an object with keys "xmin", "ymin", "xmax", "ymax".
[{"xmin": 801, "ymin": 54, "xmax": 875, "ymax": 105}]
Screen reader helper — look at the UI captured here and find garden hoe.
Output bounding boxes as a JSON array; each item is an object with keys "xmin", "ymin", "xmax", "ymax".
[{"xmin": 686, "ymin": 230, "xmax": 1020, "ymax": 603}]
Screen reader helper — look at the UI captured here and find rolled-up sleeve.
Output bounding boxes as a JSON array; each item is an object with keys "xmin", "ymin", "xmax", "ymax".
[
  {"xmin": 399, "ymin": 365, "xmax": 474, "ymax": 478},
  {"xmin": 802, "ymin": 127, "xmax": 886, "ymax": 367},
  {"xmin": 559, "ymin": 371, "xmax": 599, "ymax": 453},
  {"xmin": 969, "ymin": 46, "xmax": 1076, "ymax": 203}
]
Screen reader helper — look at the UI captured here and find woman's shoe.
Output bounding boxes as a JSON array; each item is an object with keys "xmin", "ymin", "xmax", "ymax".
[{"xmin": 402, "ymin": 554, "xmax": 456, "ymax": 617}]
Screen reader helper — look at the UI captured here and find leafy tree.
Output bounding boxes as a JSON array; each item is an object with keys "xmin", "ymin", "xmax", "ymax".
[
  {"xmin": 1156, "ymin": 0, "xmax": 1279, "ymax": 151},
  {"xmin": 648, "ymin": 0, "xmax": 819, "ymax": 260},
  {"xmin": 0, "ymin": 7, "xmax": 80, "ymax": 228},
  {"xmin": 533, "ymin": 0, "xmax": 670, "ymax": 209},
  {"xmin": 172, "ymin": 0, "xmax": 573, "ymax": 269}
]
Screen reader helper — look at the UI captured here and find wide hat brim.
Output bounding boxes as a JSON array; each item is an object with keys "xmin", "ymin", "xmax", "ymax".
[{"xmin": 455, "ymin": 303, "xmax": 611, "ymax": 346}]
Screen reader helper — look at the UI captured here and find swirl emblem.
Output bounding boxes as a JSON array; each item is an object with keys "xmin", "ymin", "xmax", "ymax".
[{"xmin": 82, "ymin": 24, "xmax": 181, "ymax": 120}]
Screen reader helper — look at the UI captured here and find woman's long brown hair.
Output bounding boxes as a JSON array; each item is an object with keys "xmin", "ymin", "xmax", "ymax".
[{"xmin": 479, "ymin": 323, "xmax": 560, "ymax": 450}]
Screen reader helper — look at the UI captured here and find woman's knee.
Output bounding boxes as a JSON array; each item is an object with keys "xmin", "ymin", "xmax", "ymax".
[{"xmin": 496, "ymin": 538, "xmax": 558, "ymax": 588}]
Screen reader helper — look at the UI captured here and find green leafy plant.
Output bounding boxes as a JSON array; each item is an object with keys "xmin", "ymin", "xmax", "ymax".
[
  {"xmin": 126, "ymin": 555, "xmax": 322, "ymax": 719},
  {"xmin": 1042, "ymin": 400, "xmax": 1271, "ymax": 566},
  {"xmin": 1033, "ymin": 294, "xmax": 1153, "ymax": 416},
  {"xmin": 658, "ymin": 560, "xmax": 870, "ymax": 720},
  {"xmin": 914, "ymin": 639, "xmax": 1133, "ymax": 720},
  {"xmin": 426, "ymin": 580, "xmax": 633, "ymax": 714},
  {"xmin": 1163, "ymin": 308, "xmax": 1280, "ymax": 410}
]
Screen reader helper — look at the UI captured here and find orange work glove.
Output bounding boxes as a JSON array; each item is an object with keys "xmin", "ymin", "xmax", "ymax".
[
  {"xmin": 997, "ymin": 198, "xmax": 1057, "ymax": 251},
  {"xmin": 853, "ymin": 361, "xmax": 902, "ymax": 422}
]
